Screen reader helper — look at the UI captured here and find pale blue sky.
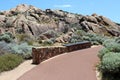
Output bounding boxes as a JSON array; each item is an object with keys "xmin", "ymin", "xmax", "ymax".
[{"xmin": 0, "ymin": 0, "xmax": 120, "ymax": 23}]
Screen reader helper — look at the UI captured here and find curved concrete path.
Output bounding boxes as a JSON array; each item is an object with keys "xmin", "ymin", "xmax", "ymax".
[{"xmin": 18, "ymin": 46, "xmax": 102, "ymax": 80}]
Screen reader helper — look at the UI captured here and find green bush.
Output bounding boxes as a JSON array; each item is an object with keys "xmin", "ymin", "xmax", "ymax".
[
  {"xmin": 76, "ymin": 30, "xmax": 86, "ymax": 36},
  {"xmin": 98, "ymin": 38, "xmax": 120, "ymax": 80},
  {"xmin": 99, "ymin": 53, "xmax": 120, "ymax": 73},
  {"xmin": 69, "ymin": 38, "xmax": 79, "ymax": 43},
  {"xmin": 98, "ymin": 53, "xmax": 120, "ymax": 80},
  {"xmin": 8, "ymin": 43, "xmax": 32, "ymax": 59},
  {"xmin": 0, "ymin": 41, "xmax": 11, "ymax": 55},
  {"xmin": 98, "ymin": 48, "xmax": 110, "ymax": 60},
  {"xmin": 115, "ymin": 37, "xmax": 120, "ymax": 43},
  {"xmin": 0, "ymin": 33, "xmax": 13, "ymax": 43},
  {"xmin": 42, "ymin": 39, "xmax": 54, "ymax": 46},
  {"xmin": 0, "ymin": 54, "xmax": 23, "ymax": 72},
  {"xmin": 82, "ymin": 33, "xmax": 107, "ymax": 45},
  {"xmin": 103, "ymin": 39, "xmax": 115, "ymax": 47},
  {"xmin": 91, "ymin": 41, "xmax": 100, "ymax": 45},
  {"xmin": 82, "ymin": 36, "xmax": 90, "ymax": 41},
  {"xmin": 69, "ymin": 34, "xmax": 82, "ymax": 43},
  {"xmin": 103, "ymin": 40, "xmax": 120, "ymax": 52},
  {"xmin": 16, "ymin": 34, "xmax": 35, "ymax": 45},
  {"xmin": 0, "ymin": 41, "xmax": 32, "ymax": 59}
]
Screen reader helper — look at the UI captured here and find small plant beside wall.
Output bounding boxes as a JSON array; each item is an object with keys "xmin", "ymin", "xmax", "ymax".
[
  {"xmin": 0, "ymin": 54, "xmax": 23, "ymax": 73},
  {"xmin": 41, "ymin": 39, "xmax": 54, "ymax": 46}
]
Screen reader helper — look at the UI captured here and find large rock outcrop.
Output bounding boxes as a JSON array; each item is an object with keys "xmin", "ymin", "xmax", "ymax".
[{"xmin": 0, "ymin": 4, "xmax": 120, "ymax": 41}]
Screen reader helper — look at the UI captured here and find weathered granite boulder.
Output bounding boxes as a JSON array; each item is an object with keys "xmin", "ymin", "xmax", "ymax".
[
  {"xmin": 0, "ymin": 15, "xmax": 5, "ymax": 21},
  {"xmin": 55, "ymin": 32, "xmax": 73, "ymax": 43},
  {"xmin": 53, "ymin": 10, "xmax": 65, "ymax": 17},
  {"xmin": 11, "ymin": 4, "xmax": 30, "ymax": 13},
  {"xmin": 86, "ymin": 15, "xmax": 98, "ymax": 23}
]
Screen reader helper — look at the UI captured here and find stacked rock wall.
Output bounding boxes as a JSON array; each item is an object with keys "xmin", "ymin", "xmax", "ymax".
[
  {"xmin": 32, "ymin": 41, "xmax": 91, "ymax": 64},
  {"xmin": 32, "ymin": 46, "xmax": 67, "ymax": 64},
  {"xmin": 64, "ymin": 41, "xmax": 91, "ymax": 52}
]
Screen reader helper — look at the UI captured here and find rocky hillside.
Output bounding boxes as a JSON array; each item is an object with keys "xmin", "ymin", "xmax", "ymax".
[{"xmin": 0, "ymin": 4, "xmax": 120, "ymax": 43}]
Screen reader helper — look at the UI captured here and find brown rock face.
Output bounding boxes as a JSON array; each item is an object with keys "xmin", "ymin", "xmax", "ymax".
[
  {"xmin": 80, "ymin": 14, "xmax": 120, "ymax": 36},
  {"xmin": 0, "ymin": 4, "xmax": 120, "ymax": 40}
]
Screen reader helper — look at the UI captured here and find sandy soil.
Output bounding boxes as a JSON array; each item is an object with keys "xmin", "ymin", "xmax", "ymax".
[
  {"xmin": 96, "ymin": 68, "xmax": 101, "ymax": 80},
  {"xmin": 0, "ymin": 60, "xmax": 36, "ymax": 80}
]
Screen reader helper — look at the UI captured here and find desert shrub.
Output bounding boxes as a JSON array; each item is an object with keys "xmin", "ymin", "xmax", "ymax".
[
  {"xmin": 16, "ymin": 34, "xmax": 35, "ymax": 45},
  {"xmin": 82, "ymin": 33, "xmax": 107, "ymax": 45},
  {"xmin": 103, "ymin": 39, "xmax": 115, "ymax": 47},
  {"xmin": 27, "ymin": 40, "xmax": 34, "ymax": 45},
  {"xmin": 0, "ymin": 41, "xmax": 32, "ymax": 59},
  {"xmin": 98, "ymin": 38, "xmax": 120, "ymax": 80},
  {"xmin": 0, "ymin": 54, "xmax": 23, "ymax": 72},
  {"xmin": 115, "ymin": 37, "xmax": 120, "ymax": 43},
  {"xmin": 92, "ymin": 41, "xmax": 100, "ymax": 45},
  {"xmin": 42, "ymin": 39, "xmax": 54, "ymax": 46},
  {"xmin": 69, "ymin": 38, "xmax": 79, "ymax": 43},
  {"xmin": 16, "ymin": 34, "xmax": 29, "ymax": 42},
  {"xmin": 69, "ymin": 35, "xmax": 82, "ymax": 43},
  {"xmin": 8, "ymin": 43, "xmax": 32, "ymax": 59},
  {"xmin": 0, "ymin": 41, "xmax": 12, "ymax": 55},
  {"xmin": 76, "ymin": 30, "xmax": 86, "ymax": 36},
  {"xmin": 82, "ymin": 36, "xmax": 90, "ymax": 41},
  {"xmin": 0, "ymin": 32, "xmax": 13, "ymax": 43},
  {"xmin": 98, "ymin": 48, "xmax": 110, "ymax": 60},
  {"xmin": 98, "ymin": 53, "xmax": 120, "ymax": 80},
  {"xmin": 91, "ymin": 34, "xmax": 106, "ymax": 44},
  {"xmin": 103, "ymin": 39, "xmax": 120, "ymax": 52}
]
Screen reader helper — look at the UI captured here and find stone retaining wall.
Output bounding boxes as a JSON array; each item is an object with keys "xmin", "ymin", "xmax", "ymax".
[
  {"xmin": 32, "ymin": 41, "xmax": 91, "ymax": 64},
  {"xmin": 32, "ymin": 46, "xmax": 67, "ymax": 64},
  {"xmin": 64, "ymin": 41, "xmax": 92, "ymax": 52}
]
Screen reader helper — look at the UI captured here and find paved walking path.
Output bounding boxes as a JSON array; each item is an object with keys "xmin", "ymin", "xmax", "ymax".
[
  {"xmin": 18, "ymin": 46, "xmax": 102, "ymax": 80},
  {"xmin": 0, "ymin": 60, "xmax": 36, "ymax": 80}
]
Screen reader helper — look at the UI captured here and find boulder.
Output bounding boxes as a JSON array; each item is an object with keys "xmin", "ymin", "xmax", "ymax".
[
  {"xmin": 107, "ymin": 29, "xmax": 120, "ymax": 36},
  {"xmin": 53, "ymin": 10, "xmax": 65, "ymax": 17},
  {"xmin": 86, "ymin": 15, "xmax": 98, "ymax": 23},
  {"xmin": 99, "ymin": 16, "xmax": 118, "ymax": 29},
  {"xmin": 0, "ymin": 15, "xmax": 5, "ymax": 21},
  {"xmin": 81, "ymin": 21, "xmax": 107, "ymax": 34},
  {"xmin": 10, "ymin": 4, "xmax": 30, "ymax": 13}
]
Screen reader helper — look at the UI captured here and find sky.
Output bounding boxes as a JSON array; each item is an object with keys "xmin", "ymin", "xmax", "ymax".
[{"xmin": 0, "ymin": 0, "xmax": 120, "ymax": 23}]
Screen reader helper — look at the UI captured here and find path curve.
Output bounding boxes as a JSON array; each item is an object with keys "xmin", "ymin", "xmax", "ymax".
[
  {"xmin": 0, "ymin": 60, "xmax": 36, "ymax": 80},
  {"xmin": 18, "ymin": 46, "xmax": 102, "ymax": 80}
]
